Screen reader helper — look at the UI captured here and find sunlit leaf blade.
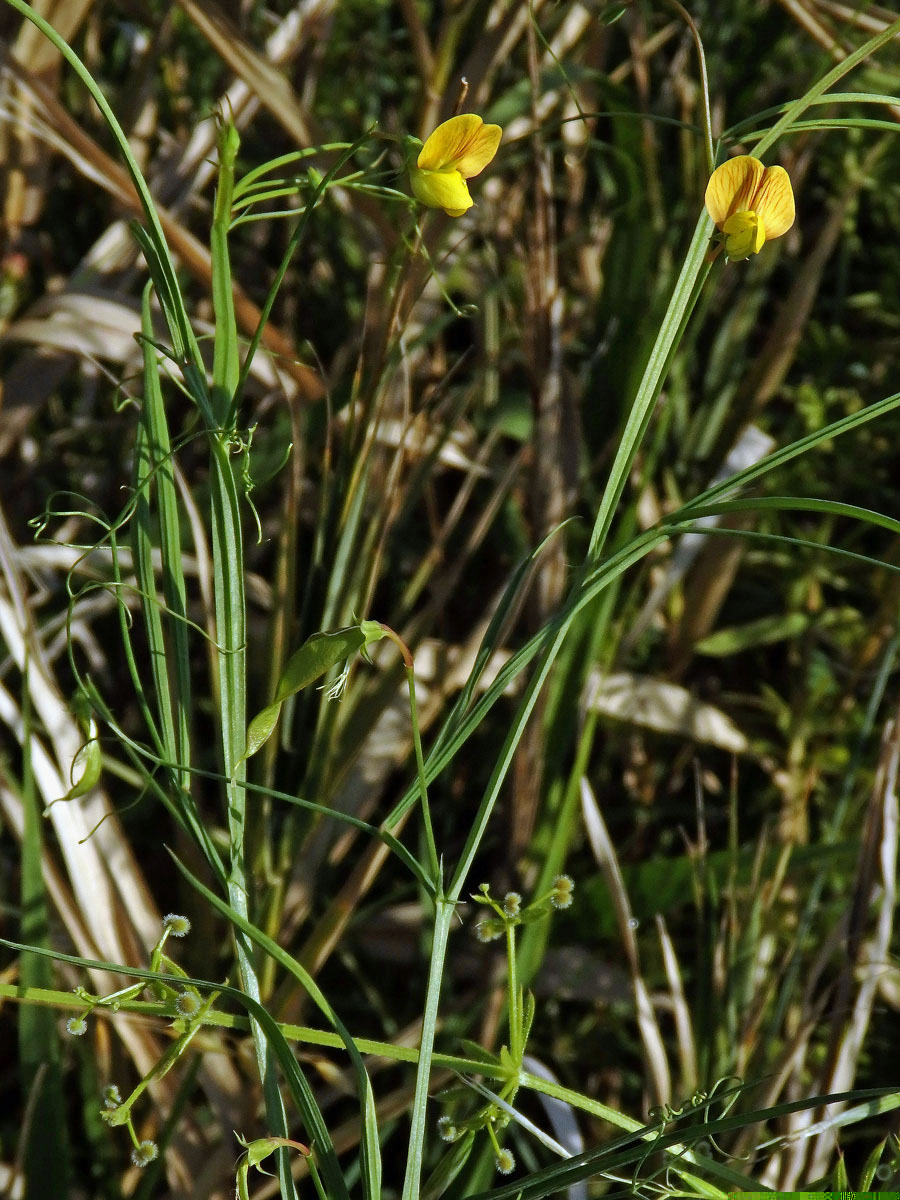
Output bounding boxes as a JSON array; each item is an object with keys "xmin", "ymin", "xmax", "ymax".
[
  {"xmin": 273, "ymin": 626, "xmax": 368, "ymax": 703},
  {"xmin": 241, "ymin": 702, "xmax": 284, "ymax": 763}
]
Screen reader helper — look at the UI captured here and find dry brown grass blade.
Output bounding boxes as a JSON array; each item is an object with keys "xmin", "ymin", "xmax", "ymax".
[
  {"xmin": 0, "ymin": 285, "xmax": 286, "ymax": 395},
  {"xmin": 0, "ymin": 509, "xmax": 160, "ymax": 960},
  {"xmin": 456, "ymin": 0, "xmax": 547, "ymax": 129},
  {"xmin": 803, "ymin": 706, "xmax": 899, "ymax": 1178},
  {"xmin": 0, "ymin": 507, "xmax": 184, "ymax": 1098},
  {"xmin": 665, "ymin": 511, "xmax": 758, "ymax": 679},
  {"xmin": 814, "ymin": 0, "xmax": 900, "ymax": 35},
  {"xmin": 669, "ymin": 141, "xmax": 888, "ymax": 701},
  {"xmin": 396, "ymin": 0, "xmax": 434, "ymax": 87},
  {"xmin": 175, "ymin": 0, "xmax": 312, "ymax": 147},
  {"xmin": 745, "ymin": 141, "xmax": 888, "ymax": 423},
  {"xmin": 655, "ymin": 914, "xmax": 698, "ymax": 1096},
  {"xmin": 0, "ymin": 687, "xmax": 120, "ymax": 983},
  {"xmin": 0, "ymin": 499, "xmax": 252, "ymax": 1185},
  {"xmin": 510, "ymin": 13, "xmax": 572, "ymax": 857},
  {"xmin": 581, "ymin": 775, "xmax": 672, "ymax": 1109},
  {"xmin": 11, "ymin": 0, "xmax": 94, "ymax": 74},
  {"xmin": 0, "ymin": 43, "xmax": 324, "ymax": 400},
  {"xmin": 402, "ymin": 440, "xmax": 527, "ymax": 635},
  {"xmin": 294, "ymin": 815, "xmax": 412, "ymax": 985},
  {"xmin": 777, "ymin": 0, "xmax": 852, "ymax": 55},
  {"xmin": 172, "ymin": 0, "xmax": 397, "ymax": 245},
  {"xmin": 154, "ymin": 0, "xmax": 339, "ymax": 214},
  {"xmin": 0, "ymin": 0, "xmax": 94, "ymax": 232}
]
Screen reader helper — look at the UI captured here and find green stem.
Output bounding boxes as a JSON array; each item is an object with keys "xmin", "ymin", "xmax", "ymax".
[
  {"xmin": 665, "ymin": 0, "xmax": 715, "ymax": 175},
  {"xmin": 400, "ymin": 898, "xmax": 455, "ymax": 1200},
  {"xmin": 377, "ymin": 623, "xmax": 440, "ymax": 887},
  {"xmin": 210, "ymin": 119, "xmax": 296, "ymax": 1200},
  {"xmin": 506, "ymin": 924, "xmax": 522, "ymax": 1061},
  {"xmin": 407, "ymin": 664, "xmax": 440, "ymax": 885},
  {"xmin": 587, "ymin": 213, "xmax": 712, "ymax": 564},
  {"xmin": 230, "ymin": 133, "xmax": 372, "ymax": 424}
]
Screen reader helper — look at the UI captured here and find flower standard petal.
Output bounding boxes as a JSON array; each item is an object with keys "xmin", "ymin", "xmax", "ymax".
[
  {"xmin": 752, "ymin": 165, "xmax": 795, "ymax": 240},
  {"xmin": 417, "ymin": 114, "xmax": 500, "ymax": 176},
  {"xmin": 451, "ymin": 122, "xmax": 502, "ymax": 178},
  {"xmin": 705, "ymin": 155, "xmax": 764, "ymax": 228}
]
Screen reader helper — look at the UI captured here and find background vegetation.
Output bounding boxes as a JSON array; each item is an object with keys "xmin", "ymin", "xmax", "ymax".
[{"xmin": 1, "ymin": 0, "xmax": 899, "ymax": 1197}]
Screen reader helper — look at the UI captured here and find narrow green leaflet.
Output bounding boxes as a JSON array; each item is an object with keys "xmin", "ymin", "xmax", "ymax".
[
  {"xmin": 53, "ymin": 729, "xmax": 102, "ymax": 806},
  {"xmin": 240, "ymin": 621, "xmax": 386, "ymax": 761},
  {"xmin": 695, "ymin": 608, "xmax": 859, "ymax": 656}
]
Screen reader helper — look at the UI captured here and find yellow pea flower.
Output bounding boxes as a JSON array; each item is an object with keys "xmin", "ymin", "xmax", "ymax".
[
  {"xmin": 705, "ymin": 155, "xmax": 795, "ymax": 261},
  {"xmin": 409, "ymin": 113, "xmax": 502, "ymax": 217}
]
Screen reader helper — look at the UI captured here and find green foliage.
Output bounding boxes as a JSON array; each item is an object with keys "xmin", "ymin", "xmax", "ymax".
[{"xmin": 2, "ymin": 0, "xmax": 900, "ymax": 1197}]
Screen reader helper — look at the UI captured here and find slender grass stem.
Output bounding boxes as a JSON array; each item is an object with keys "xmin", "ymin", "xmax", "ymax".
[{"xmin": 401, "ymin": 899, "xmax": 455, "ymax": 1200}]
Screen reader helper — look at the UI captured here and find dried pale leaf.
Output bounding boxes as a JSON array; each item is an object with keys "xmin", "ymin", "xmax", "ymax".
[
  {"xmin": 585, "ymin": 671, "xmax": 748, "ymax": 753},
  {"xmin": 357, "ymin": 417, "xmax": 490, "ymax": 475},
  {"xmin": 580, "ymin": 776, "xmax": 671, "ymax": 1104},
  {"xmin": 3, "ymin": 293, "xmax": 145, "ymax": 362}
]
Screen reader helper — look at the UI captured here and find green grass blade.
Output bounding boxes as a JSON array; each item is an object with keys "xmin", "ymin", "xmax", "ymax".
[
  {"xmin": 586, "ymin": 211, "xmax": 712, "ymax": 562},
  {"xmin": 752, "ymin": 17, "xmax": 900, "ymax": 160},
  {"xmin": 669, "ymin": 495, "xmax": 900, "ymax": 536},
  {"xmin": 137, "ymin": 284, "xmax": 193, "ymax": 790},
  {"xmin": 232, "ymin": 133, "xmax": 373, "ymax": 421},
  {"xmin": 212, "ymin": 117, "xmax": 241, "ymax": 426},
  {"xmin": 677, "ymin": 389, "xmax": 900, "ymax": 514},
  {"xmin": 17, "ymin": 674, "xmax": 69, "ymax": 1199},
  {"xmin": 383, "ymin": 528, "xmax": 675, "ymax": 835},
  {"xmin": 400, "ymin": 902, "xmax": 455, "ymax": 1200},
  {"xmin": 724, "ymin": 91, "xmax": 900, "ymax": 141},
  {"xmin": 464, "ymin": 1089, "xmax": 899, "ymax": 1200}
]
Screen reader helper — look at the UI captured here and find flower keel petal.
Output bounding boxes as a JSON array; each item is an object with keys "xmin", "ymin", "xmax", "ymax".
[
  {"xmin": 410, "ymin": 167, "xmax": 473, "ymax": 216},
  {"xmin": 723, "ymin": 210, "xmax": 766, "ymax": 260}
]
